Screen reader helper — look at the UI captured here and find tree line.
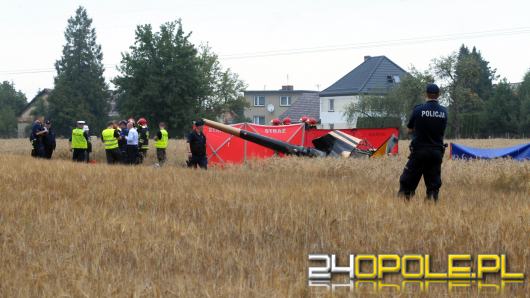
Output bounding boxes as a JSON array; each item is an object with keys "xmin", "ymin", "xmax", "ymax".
[
  {"xmin": 1, "ymin": 6, "xmax": 529, "ymax": 138},
  {"xmin": 347, "ymin": 45, "xmax": 530, "ymax": 138},
  {"xmin": 1, "ymin": 6, "xmax": 247, "ymax": 138}
]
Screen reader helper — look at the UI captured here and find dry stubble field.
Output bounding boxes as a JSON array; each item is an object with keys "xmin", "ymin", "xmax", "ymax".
[{"xmin": 0, "ymin": 138, "xmax": 529, "ymax": 297}]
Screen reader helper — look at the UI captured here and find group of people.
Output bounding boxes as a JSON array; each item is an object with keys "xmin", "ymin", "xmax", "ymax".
[
  {"xmin": 29, "ymin": 83, "xmax": 446, "ymax": 197},
  {"xmin": 30, "ymin": 118, "xmax": 208, "ymax": 169},
  {"xmin": 93, "ymin": 117, "xmax": 156, "ymax": 165},
  {"xmin": 30, "ymin": 119, "xmax": 57, "ymax": 159}
]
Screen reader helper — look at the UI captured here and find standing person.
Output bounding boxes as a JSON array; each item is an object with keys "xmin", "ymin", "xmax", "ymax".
[
  {"xmin": 70, "ymin": 121, "xmax": 89, "ymax": 162},
  {"xmin": 398, "ymin": 83, "xmax": 448, "ymax": 201},
  {"xmin": 101, "ymin": 121, "xmax": 122, "ymax": 164},
  {"xmin": 154, "ymin": 122, "xmax": 169, "ymax": 166},
  {"xmin": 118, "ymin": 120, "xmax": 129, "ymax": 163},
  {"xmin": 42, "ymin": 120, "xmax": 56, "ymax": 159},
  {"xmin": 83, "ymin": 125, "xmax": 92, "ymax": 163},
  {"xmin": 125, "ymin": 121, "xmax": 139, "ymax": 165},
  {"xmin": 186, "ymin": 119, "xmax": 207, "ymax": 170},
  {"xmin": 30, "ymin": 119, "xmax": 47, "ymax": 158},
  {"xmin": 137, "ymin": 118, "xmax": 149, "ymax": 163}
]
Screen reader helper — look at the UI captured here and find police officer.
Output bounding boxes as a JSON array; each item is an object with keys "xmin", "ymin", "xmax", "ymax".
[
  {"xmin": 186, "ymin": 119, "xmax": 207, "ymax": 170},
  {"xmin": 117, "ymin": 120, "xmax": 129, "ymax": 162},
  {"xmin": 42, "ymin": 120, "xmax": 56, "ymax": 159},
  {"xmin": 101, "ymin": 121, "xmax": 122, "ymax": 164},
  {"xmin": 70, "ymin": 121, "xmax": 89, "ymax": 162},
  {"xmin": 30, "ymin": 119, "xmax": 47, "ymax": 158},
  {"xmin": 398, "ymin": 83, "xmax": 448, "ymax": 201},
  {"xmin": 154, "ymin": 122, "xmax": 169, "ymax": 166}
]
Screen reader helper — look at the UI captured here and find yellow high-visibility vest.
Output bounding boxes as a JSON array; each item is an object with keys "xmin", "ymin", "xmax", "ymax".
[
  {"xmin": 155, "ymin": 129, "xmax": 169, "ymax": 149},
  {"xmin": 102, "ymin": 128, "xmax": 119, "ymax": 150},
  {"xmin": 71, "ymin": 128, "xmax": 88, "ymax": 149}
]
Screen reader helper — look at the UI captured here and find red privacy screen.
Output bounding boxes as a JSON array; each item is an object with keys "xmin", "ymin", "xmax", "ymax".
[{"xmin": 204, "ymin": 123, "xmax": 399, "ymax": 164}]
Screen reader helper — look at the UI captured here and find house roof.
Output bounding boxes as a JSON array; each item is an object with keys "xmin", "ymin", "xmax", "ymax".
[
  {"xmin": 18, "ymin": 88, "xmax": 52, "ymax": 117},
  {"xmin": 320, "ymin": 56, "xmax": 408, "ymax": 97},
  {"xmin": 244, "ymin": 90, "xmax": 318, "ymax": 95},
  {"xmin": 279, "ymin": 93, "xmax": 320, "ymax": 121}
]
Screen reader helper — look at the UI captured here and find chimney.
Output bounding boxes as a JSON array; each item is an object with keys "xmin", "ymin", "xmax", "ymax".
[
  {"xmin": 281, "ymin": 85, "xmax": 294, "ymax": 91},
  {"xmin": 364, "ymin": 55, "xmax": 371, "ymax": 61}
]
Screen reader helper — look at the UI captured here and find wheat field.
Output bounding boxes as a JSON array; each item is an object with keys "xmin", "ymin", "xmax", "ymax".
[{"xmin": 0, "ymin": 138, "xmax": 528, "ymax": 297}]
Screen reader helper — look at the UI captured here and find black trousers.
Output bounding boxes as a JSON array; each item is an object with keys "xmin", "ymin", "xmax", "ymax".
[
  {"xmin": 399, "ymin": 147, "xmax": 443, "ymax": 200},
  {"xmin": 126, "ymin": 145, "xmax": 139, "ymax": 165},
  {"xmin": 188, "ymin": 155, "xmax": 207, "ymax": 170},
  {"xmin": 32, "ymin": 146, "xmax": 46, "ymax": 158},
  {"xmin": 105, "ymin": 148, "xmax": 122, "ymax": 164},
  {"xmin": 44, "ymin": 147, "xmax": 54, "ymax": 159},
  {"xmin": 119, "ymin": 146, "xmax": 127, "ymax": 163},
  {"xmin": 156, "ymin": 148, "xmax": 166, "ymax": 164},
  {"xmin": 72, "ymin": 149, "xmax": 87, "ymax": 162},
  {"xmin": 138, "ymin": 149, "xmax": 147, "ymax": 164}
]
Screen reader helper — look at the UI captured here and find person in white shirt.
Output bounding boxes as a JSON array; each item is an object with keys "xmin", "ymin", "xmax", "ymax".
[{"xmin": 125, "ymin": 122, "xmax": 139, "ymax": 164}]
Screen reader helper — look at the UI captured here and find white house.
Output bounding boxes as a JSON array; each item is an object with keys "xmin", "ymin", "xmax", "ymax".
[{"xmin": 319, "ymin": 55, "xmax": 408, "ymax": 129}]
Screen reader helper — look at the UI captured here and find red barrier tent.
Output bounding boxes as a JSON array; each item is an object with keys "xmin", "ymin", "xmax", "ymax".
[{"xmin": 205, "ymin": 123, "xmax": 399, "ymax": 164}]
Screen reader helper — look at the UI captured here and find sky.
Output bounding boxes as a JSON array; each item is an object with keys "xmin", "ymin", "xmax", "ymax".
[{"xmin": 1, "ymin": 0, "xmax": 530, "ymax": 100}]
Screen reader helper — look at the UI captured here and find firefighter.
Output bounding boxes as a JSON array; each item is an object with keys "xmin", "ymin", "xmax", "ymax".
[
  {"xmin": 101, "ymin": 121, "xmax": 122, "ymax": 164},
  {"xmin": 271, "ymin": 118, "xmax": 281, "ymax": 126},
  {"xmin": 398, "ymin": 83, "xmax": 448, "ymax": 201},
  {"xmin": 137, "ymin": 117, "xmax": 149, "ymax": 163}
]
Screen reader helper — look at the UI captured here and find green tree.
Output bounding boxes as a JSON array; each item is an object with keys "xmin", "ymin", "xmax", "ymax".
[
  {"xmin": 518, "ymin": 70, "xmax": 530, "ymax": 136},
  {"xmin": 47, "ymin": 6, "xmax": 110, "ymax": 136},
  {"xmin": 0, "ymin": 81, "xmax": 27, "ymax": 138},
  {"xmin": 485, "ymin": 79, "xmax": 520, "ymax": 136},
  {"xmin": 344, "ymin": 68, "xmax": 433, "ymax": 131},
  {"xmin": 431, "ymin": 45, "xmax": 495, "ymax": 137},
  {"xmin": 114, "ymin": 20, "xmax": 247, "ymax": 136},
  {"xmin": 196, "ymin": 46, "xmax": 248, "ymax": 123}
]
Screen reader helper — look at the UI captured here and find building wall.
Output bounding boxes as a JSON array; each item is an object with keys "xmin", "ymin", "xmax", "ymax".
[
  {"xmin": 319, "ymin": 95, "xmax": 360, "ymax": 129},
  {"xmin": 243, "ymin": 92, "xmax": 306, "ymax": 124},
  {"xmin": 16, "ymin": 91, "xmax": 50, "ymax": 138}
]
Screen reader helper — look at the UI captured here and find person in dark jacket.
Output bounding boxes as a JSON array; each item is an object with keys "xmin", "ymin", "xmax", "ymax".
[
  {"xmin": 30, "ymin": 119, "xmax": 47, "ymax": 158},
  {"xmin": 137, "ymin": 118, "xmax": 149, "ymax": 163},
  {"xmin": 83, "ymin": 125, "xmax": 92, "ymax": 163},
  {"xmin": 42, "ymin": 120, "xmax": 56, "ymax": 159},
  {"xmin": 118, "ymin": 120, "xmax": 129, "ymax": 163},
  {"xmin": 398, "ymin": 83, "xmax": 448, "ymax": 201},
  {"xmin": 186, "ymin": 119, "xmax": 207, "ymax": 169}
]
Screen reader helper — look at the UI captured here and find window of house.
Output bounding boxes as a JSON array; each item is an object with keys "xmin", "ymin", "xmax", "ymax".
[
  {"xmin": 387, "ymin": 75, "xmax": 394, "ymax": 83},
  {"xmin": 328, "ymin": 99, "xmax": 335, "ymax": 112},
  {"xmin": 253, "ymin": 116, "xmax": 265, "ymax": 125},
  {"xmin": 393, "ymin": 75, "xmax": 401, "ymax": 83},
  {"xmin": 254, "ymin": 96, "xmax": 265, "ymax": 106},
  {"xmin": 280, "ymin": 96, "xmax": 291, "ymax": 106}
]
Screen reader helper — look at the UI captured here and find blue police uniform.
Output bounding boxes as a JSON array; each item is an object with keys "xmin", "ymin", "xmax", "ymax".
[
  {"xmin": 399, "ymin": 84, "xmax": 448, "ymax": 201},
  {"xmin": 30, "ymin": 122, "xmax": 46, "ymax": 158},
  {"xmin": 187, "ymin": 130, "xmax": 207, "ymax": 169}
]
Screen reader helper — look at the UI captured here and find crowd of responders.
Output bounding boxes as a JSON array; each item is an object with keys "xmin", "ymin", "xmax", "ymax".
[{"xmin": 28, "ymin": 117, "xmax": 208, "ymax": 169}]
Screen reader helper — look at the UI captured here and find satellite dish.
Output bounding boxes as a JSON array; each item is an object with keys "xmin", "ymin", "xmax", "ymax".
[{"xmin": 266, "ymin": 104, "xmax": 275, "ymax": 113}]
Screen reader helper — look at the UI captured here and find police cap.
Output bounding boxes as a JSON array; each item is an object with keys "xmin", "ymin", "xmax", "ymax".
[{"xmin": 426, "ymin": 83, "xmax": 440, "ymax": 94}]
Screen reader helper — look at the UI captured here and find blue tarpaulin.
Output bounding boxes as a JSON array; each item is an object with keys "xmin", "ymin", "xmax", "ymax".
[{"xmin": 450, "ymin": 143, "xmax": 530, "ymax": 161}]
